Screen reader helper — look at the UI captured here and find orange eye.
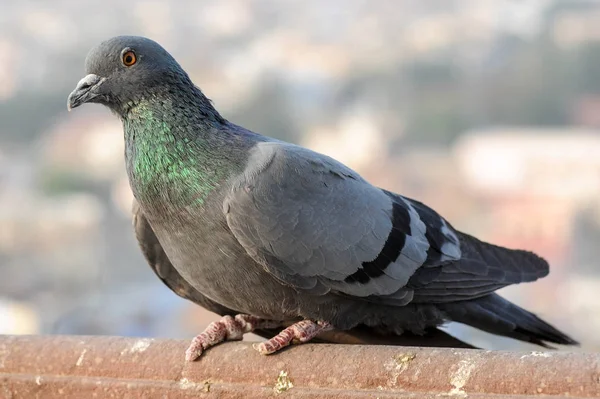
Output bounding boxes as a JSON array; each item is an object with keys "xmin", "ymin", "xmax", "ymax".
[{"xmin": 122, "ymin": 51, "xmax": 137, "ymax": 66}]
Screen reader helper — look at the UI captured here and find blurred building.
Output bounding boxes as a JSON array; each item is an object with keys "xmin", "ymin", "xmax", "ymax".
[{"xmin": 455, "ymin": 128, "xmax": 600, "ymax": 262}]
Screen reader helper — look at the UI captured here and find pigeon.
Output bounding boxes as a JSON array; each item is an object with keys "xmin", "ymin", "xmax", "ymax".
[{"xmin": 68, "ymin": 36, "xmax": 578, "ymax": 361}]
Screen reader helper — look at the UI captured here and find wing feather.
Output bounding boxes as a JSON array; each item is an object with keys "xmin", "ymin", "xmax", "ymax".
[{"xmin": 224, "ymin": 142, "xmax": 549, "ymax": 306}]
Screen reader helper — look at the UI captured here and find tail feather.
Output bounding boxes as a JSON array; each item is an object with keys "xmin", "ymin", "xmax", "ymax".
[
  {"xmin": 457, "ymin": 232, "xmax": 550, "ymax": 283},
  {"xmin": 442, "ymin": 293, "xmax": 578, "ymax": 347}
]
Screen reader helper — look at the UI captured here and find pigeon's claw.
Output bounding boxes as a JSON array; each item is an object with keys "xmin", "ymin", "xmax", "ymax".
[
  {"xmin": 253, "ymin": 320, "xmax": 333, "ymax": 355},
  {"xmin": 185, "ymin": 314, "xmax": 281, "ymax": 361}
]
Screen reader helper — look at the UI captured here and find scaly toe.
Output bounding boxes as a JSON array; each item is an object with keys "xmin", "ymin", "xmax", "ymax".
[
  {"xmin": 252, "ymin": 342, "xmax": 273, "ymax": 355},
  {"xmin": 185, "ymin": 340, "xmax": 204, "ymax": 362}
]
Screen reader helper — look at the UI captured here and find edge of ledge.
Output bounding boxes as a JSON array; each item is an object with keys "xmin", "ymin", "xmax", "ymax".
[{"xmin": 0, "ymin": 334, "xmax": 598, "ymax": 398}]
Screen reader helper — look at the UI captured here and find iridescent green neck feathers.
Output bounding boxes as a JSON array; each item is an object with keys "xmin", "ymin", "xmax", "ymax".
[{"xmin": 123, "ymin": 100, "xmax": 230, "ymax": 209}]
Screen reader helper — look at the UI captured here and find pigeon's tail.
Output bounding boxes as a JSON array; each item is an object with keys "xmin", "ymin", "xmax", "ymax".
[{"xmin": 442, "ymin": 293, "xmax": 578, "ymax": 347}]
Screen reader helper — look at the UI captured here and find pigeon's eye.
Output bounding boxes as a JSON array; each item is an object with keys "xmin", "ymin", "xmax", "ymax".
[{"xmin": 122, "ymin": 51, "xmax": 137, "ymax": 67}]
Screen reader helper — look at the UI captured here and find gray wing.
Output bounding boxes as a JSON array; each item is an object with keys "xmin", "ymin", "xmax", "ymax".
[{"xmin": 225, "ymin": 142, "xmax": 549, "ymax": 305}]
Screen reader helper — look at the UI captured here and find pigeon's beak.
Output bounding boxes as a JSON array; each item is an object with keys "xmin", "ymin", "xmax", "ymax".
[{"xmin": 67, "ymin": 74, "xmax": 106, "ymax": 111}]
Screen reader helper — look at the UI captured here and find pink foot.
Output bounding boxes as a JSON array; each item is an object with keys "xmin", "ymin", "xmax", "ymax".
[
  {"xmin": 185, "ymin": 314, "xmax": 281, "ymax": 361},
  {"xmin": 253, "ymin": 320, "xmax": 333, "ymax": 355}
]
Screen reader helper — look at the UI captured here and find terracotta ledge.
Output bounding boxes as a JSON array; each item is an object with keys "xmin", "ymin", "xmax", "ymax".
[{"xmin": 0, "ymin": 334, "xmax": 598, "ymax": 398}]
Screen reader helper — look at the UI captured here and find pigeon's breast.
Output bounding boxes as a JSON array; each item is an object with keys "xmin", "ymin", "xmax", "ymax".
[{"xmin": 143, "ymin": 191, "xmax": 305, "ymax": 320}]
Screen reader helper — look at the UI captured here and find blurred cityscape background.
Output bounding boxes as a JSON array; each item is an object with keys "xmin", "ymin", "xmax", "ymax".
[{"xmin": 1, "ymin": 0, "xmax": 599, "ymax": 351}]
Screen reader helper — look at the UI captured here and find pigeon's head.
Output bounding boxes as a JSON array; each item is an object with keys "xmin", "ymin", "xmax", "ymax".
[{"xmin": 67, "ymin": 36, "xmax": 190, "ymax": 115}]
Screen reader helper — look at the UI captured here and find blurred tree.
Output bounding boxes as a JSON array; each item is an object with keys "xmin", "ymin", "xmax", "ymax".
[
  {"xmin": 227, "ymin": 75, "xmax": 300, "ymax": 143},
  {"xmin": 0, "ymin": 91, "xmax": 68, "ymax": 144}
]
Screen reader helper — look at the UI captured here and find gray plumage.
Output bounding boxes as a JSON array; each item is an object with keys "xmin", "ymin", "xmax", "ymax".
[
  {"xmin": 69, "ymin": 36, "xmax": 577, "ymax": 349},
  {"xmin": 132, "ymin": 199, "xmax": 475, "ymax": 348}
]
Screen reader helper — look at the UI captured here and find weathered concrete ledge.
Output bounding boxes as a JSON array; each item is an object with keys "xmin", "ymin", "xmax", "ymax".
[{"xmin": 0, "ymin": 334, "xmax": 598, "ymax": 398}]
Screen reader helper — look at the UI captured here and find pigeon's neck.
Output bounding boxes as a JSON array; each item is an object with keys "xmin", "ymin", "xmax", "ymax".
[{"xmin": 122, "ymin": 98, "xmax": 233, "ymax": 210}]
